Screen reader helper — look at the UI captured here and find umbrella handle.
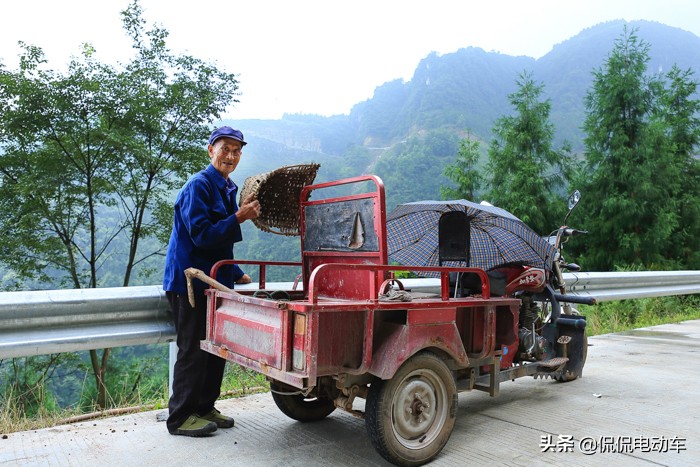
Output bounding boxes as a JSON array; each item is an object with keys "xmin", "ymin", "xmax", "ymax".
[{"xmin": 379, "ymin": 278, "xmax": 405, "ymax": 295}]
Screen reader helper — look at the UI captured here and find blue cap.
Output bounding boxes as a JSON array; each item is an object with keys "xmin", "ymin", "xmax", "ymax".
[{"xmin": 208, "ymin": 126, "xmax": 247, "ymax": 146}]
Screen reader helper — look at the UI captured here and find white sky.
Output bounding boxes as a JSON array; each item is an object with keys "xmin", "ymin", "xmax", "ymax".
[{"xmin": 1, "ymin": 0, "xmax": 699, "ymax": 120}]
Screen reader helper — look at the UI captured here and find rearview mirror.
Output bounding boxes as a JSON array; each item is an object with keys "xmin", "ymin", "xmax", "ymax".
[{"xmin": 567, "ymin": 190, "xmax": 581, "ymax": 211}]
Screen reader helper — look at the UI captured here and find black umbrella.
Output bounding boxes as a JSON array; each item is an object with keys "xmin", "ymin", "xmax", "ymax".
[{"xmin": 386, "ymin": 200, "xmax": 557, "ymax": 277}]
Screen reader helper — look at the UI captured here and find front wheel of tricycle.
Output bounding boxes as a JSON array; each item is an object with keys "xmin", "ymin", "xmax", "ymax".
[
  {"xmin": 270, "ymin": 381, "xmax": 336, "ymax": 422},
  {"xmin": 365, "ymin": 351, "xmax": 457, "ymax": 466}
]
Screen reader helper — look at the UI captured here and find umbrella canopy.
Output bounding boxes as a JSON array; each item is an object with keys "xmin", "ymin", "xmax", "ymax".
[{"xmin": 386, "ymin": 200, "xmax": 557, "ymax": 277}]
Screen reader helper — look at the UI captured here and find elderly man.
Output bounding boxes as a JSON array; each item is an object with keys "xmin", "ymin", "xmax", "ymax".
[{"xmin": 163, "ymin": 126, "xmax": 260, "ymax": 436}]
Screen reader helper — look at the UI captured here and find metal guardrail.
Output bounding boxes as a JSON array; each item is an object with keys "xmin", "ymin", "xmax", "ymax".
[
  {"xmin": 564, "ymin": 271, "xmax": 700, "ymax": 301},
  {"xmin": 0, "ymin": 272, "xmax": 699, "ymax": 360},
  {"xmin": 0, "ymin": 286, "xmax": 174, "ymax": 359}
]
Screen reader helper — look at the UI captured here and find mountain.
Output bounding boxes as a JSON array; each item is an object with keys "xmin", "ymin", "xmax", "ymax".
[
  {"xmin": 226, "ymin": 20, "xmax": 700, "ymax": 208},
  {"xmin": 232, "ymin": 20, "xmax": 700, "ymax": 160},
  {"xmin": 222, "ymin": 20, "xmax": 700, "ymax": 267}
]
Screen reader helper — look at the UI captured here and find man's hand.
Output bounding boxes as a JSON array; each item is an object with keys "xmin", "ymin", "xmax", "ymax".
[
  {"xmin": 236, "ymin": 194, "xmax": 261, "ymax": 222},
  {"xmin": 235, "ymin": 273, "xmax": 252, "ymax": 284}
]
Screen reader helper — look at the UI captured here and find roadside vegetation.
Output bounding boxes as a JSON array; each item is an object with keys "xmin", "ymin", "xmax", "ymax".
[
  {"xmin": 583, "ymin": 295, "xmax": 700, "ymax": 336},
  {"xmin": 0, "ymin": 357, "xmax": 267, "ymax": 434}
]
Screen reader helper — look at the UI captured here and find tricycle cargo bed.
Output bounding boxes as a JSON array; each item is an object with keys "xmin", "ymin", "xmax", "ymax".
[{"xmin": 202, "ymin": 284, "xmax": 520, "ymax": 390}]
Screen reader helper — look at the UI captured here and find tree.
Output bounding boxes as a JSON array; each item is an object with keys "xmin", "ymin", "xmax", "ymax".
[
  {"xmin": 441, "ymin": 132, "xmax": 483, "ymax": 201},
  {"xmin": 659, "ymin": 66, "xmax": 700, "ymax": 268},
  {"xmin": 0, "ymin": 0, "xmax": 240, "ymax": 408},
  {"xmin": 484, "ymin": 72, "xmax": 573, "ymax": 235},
  {"xmin": 577, "ymin": 27, "xmax": 699, "ymax": 270},
  {"xmin": 372, "ymin": 129, "xmax": 460, "ymax": 210}
]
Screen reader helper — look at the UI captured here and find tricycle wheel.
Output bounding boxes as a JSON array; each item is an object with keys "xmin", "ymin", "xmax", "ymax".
[
  {"xmin": 365, "ymin": 351, "xmax": 457, "ymax": 466},
  {"xmin": 270, "ymin": 382, "xmax": 336, "ymax": 422}
]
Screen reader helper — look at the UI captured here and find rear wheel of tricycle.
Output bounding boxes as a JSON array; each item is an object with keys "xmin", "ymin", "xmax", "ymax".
[
  {"xmin": 270, "ymin": 381, "xmax": 336, "ymax": 422},
  {"xmin": 365, "ymin": 351, "xmax": 457, "ymax": 466}
]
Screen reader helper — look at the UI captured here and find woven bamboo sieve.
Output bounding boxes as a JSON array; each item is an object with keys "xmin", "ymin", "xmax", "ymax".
[{"xmin": 238, "ymin": 163, "xmax": 321, "ymax": 236}]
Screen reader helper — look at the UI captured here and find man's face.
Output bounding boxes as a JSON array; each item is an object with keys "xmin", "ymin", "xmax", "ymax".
[{"xmin": 208, "ymin": 138, "xmax": 243, "ymax": 178}]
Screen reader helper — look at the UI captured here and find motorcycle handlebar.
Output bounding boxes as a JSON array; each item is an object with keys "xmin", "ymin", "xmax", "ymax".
[
  {"xmin": 553, "ymin": 292, "xmax": 597, "ymax": 305},
  {"xmin": 562, "ymin": 228, "xmax": 588, "ymax": 236}
]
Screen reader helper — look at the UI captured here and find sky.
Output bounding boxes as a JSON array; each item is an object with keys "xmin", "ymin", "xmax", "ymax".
[{"xmin": 2, "ymin": 0, "xmax": 699, "ymax": 120}]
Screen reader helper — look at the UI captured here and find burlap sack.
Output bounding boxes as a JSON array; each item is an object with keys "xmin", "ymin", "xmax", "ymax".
[{"xmin": 239, "ymin": 163, "xmax": 321, "ymax": 236}]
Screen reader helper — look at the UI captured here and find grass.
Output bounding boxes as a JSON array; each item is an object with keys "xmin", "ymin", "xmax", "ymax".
[
  {"xmin": 0, "ymin": 384, "xmax": 73, "ymax": 433},
  {"xmin": 219, "ymin": 362, "xmax": 270, "ymax": 397},
  {"xmin": 2, "ymin": 294, "xmax": 699, "ymax": 434},
  {"xmin": 579, "ymin": 294, "xmax": 700, "ymax": 336},
  {"xmin": 0, "ymin": 361, "xmax": 268, "ymax": 434}
]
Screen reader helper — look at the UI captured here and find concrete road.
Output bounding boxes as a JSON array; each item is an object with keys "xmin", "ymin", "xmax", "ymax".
[{"xmin": 3, "ymin": 320, "xmax": 699, "ymax": 466}]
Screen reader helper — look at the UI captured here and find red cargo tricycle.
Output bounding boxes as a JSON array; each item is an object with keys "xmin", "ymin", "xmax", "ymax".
[{"xmin": 197, "ymin": 175, "xmax": 587, "ymax": 466}]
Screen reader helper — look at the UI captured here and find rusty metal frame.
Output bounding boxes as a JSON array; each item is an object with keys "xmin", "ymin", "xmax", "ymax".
[{"xmin": 209, "ymin": 259, "xmax": 302, "ymax": 291}]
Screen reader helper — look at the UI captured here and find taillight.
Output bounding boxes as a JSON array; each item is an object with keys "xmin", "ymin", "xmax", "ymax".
[{"xmin": 293, "ymin": 313, "xmax": 306, "ymax": 371}]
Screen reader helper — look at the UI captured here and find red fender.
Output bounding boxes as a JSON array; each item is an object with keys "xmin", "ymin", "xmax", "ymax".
[{"xmin": 368, "ymin": 321, "xmax": 468, "ymax": 380}]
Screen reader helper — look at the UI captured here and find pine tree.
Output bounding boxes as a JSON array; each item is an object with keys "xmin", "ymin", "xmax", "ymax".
[
  {"xmin": 578, "ymin": 27, "xmax": 698, "ymax": 270},
  {"xmin": 660, "ymin": 66, "xmax": 700, "ymax": 267},
  {"xmin": 485, "ymin": 72, "xmax": 573, "ymax": 235},
  {"xmin": 441, "ymin": 132, "xmax": 483, "ymax": 201}
]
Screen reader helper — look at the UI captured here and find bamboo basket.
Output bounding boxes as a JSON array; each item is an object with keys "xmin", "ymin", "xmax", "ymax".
[{"xmin": 238, "ymin": 163, "xmax": 321, "ymax": 236}]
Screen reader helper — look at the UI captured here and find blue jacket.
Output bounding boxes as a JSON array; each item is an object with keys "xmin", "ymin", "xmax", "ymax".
[{"xmin": 163, "ymin": 164, "xmax": 245, "ymax": 294}]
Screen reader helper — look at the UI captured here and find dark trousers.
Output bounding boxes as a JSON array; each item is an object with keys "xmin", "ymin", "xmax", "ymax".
[{"xmin": 166, "ymin": 291, "xmax": 226, "ymax": 432}]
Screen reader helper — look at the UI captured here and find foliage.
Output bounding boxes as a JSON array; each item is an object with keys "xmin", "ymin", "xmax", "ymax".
[
  {"xmin": 581, "ymin": 295, "xmax": 700, "ymax": 336},
  {"xmin": 660, "ymin": 66, "xmax": 700, "ymax": 268},
  {"xmin": 441, "ymin": 132, "xmax": 484, "ymax": 201},
  {"xmin": 372, "ymin": 128, "xmax": 460, "ymax": 211},
  {"xmin": 576, "ymin": 27, "xmax": 700, "ymax": 271},
  {"xmin": 0, "ymin": 351, "xmax": 267, "ymax": 434},
  {"xmin": 220, "ymin": 363, "xmax": 268, "ymax": 394},
  {"xmin": 74, "ymin": 346, "xmax": 169, "ymax": 409},
  {"xmin": 234, "ymin": 223, "xmax": 302, "ymax": 282},
  {"xmin": 484, "ymin": 72, "xmax": 574, "ymax": 235},
  {"xmin": 0, "ymin": 0, "xmax": 240, "ymax": 409},
  {"xmin": 0, "ymin": 354, "xmax": 76, "ymax": 418},
  {"xmin": 0, "ymin": 346, "xmax": 167, "ymax": 419}
]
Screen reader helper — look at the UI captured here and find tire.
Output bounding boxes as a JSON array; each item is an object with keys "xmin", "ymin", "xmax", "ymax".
[
  {"xmin": 556, "ymin": 329, "xmax": 588, "ymax": 382},
  {"xmin": 365, "ymin": 352, "xmax": 457, "ymax": 466},
  {"xmin": 269, "ymin": 381, "xmax": 336, "ymax": 422}
]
